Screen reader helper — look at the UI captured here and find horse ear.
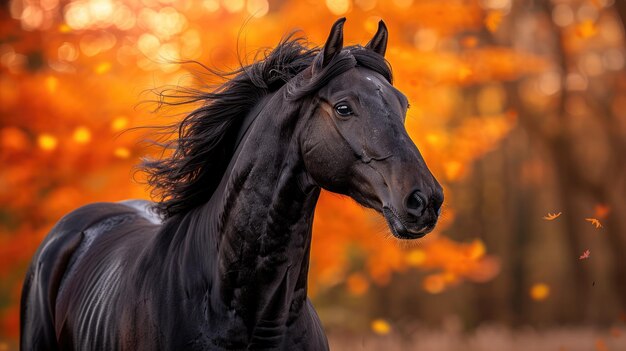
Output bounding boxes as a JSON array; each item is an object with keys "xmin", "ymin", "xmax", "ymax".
[
  {"xmin": 322, "ymin": 17, "xmax": 346, "ymax": 68},
  {"xmin": 365, "ymin": 20, "xmax": 388, "ymax": 57}
]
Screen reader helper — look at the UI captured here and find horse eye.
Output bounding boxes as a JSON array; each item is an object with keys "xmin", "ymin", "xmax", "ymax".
[{"xmin": 335, "ymin": 104, "xmax": 353, "ymax": 117}]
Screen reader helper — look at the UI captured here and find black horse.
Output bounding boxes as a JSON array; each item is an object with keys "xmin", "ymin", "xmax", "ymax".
[{"xmin": 20, "ymin": 18, "xmax": 443, "ymax": 350}]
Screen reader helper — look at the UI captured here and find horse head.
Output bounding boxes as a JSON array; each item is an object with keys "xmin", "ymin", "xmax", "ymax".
[{"xmin": 300, "ymin": 18, "xmax": 444, "ymax": 239}]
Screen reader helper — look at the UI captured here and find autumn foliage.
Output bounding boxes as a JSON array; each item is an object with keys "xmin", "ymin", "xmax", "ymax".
[
  {"xmin": 0, "ymin": 0, "xmax": 547, "ymax": 341},
  {"xmin": 3, "ymin": 0, "xmax": 626, "ymax": 346}
]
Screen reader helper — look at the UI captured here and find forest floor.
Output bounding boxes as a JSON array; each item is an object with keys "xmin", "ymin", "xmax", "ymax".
[
  {"xmin": 328, "ymin": 325, "xmax": 626, "ymax": 351},
  {"xmin": 1, "ymin": 325, "xmax": 624, "ymax": 350}
]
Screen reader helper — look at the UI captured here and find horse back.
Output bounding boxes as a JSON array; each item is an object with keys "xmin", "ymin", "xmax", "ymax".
[{"xmin": 20, "ymin": 201, "xmax": 158, "ymax": 350}]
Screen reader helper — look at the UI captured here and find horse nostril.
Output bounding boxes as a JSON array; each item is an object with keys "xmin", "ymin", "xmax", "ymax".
[{"xmin": 406, "ymin": 190, "xmax": 427, "ymax": 216}]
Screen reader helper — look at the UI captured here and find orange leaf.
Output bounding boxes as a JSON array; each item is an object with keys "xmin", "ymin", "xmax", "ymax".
[
  {"xmin": 543, "ymin": 212, "xmax": 562, "ymax": 221},
  {"xmin": 585, "ymin": 218, "xmax": 603, "ymax": 229}
]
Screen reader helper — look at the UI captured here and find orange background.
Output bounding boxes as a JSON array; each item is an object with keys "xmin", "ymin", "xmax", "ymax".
[{"xmin": 2, "ymin": 0, "xmax": 626, "ymax": 350}]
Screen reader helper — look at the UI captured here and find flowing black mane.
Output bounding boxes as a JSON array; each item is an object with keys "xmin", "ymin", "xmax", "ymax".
[{"xmin": 143, "ymin": 35, "xmax": 393, "ymax": 218}]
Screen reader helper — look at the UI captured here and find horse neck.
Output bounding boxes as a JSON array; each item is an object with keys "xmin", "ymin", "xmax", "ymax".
[{"xmin": 190, "ymin": 92, "xmax": 320, "ymax": 328}]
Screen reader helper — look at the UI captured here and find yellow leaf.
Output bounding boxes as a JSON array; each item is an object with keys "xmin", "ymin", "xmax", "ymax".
[
  {"xmin": 543, "ymin": 212, "xmax": 562, "ymax": 220},
  {"xmin": 370, "ymin": 319, "xmax": 391, "ymax": 335}
]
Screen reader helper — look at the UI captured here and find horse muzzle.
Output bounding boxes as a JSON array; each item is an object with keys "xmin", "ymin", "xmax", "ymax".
[{"xmin": 382, "ymin": 189, "xmax": 442, "ymax": 239}]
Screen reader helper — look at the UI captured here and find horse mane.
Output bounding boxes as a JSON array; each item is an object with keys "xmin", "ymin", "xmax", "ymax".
[{"xmin": 142, "ymin": 35, "xmax": 393, "ymax": 218}]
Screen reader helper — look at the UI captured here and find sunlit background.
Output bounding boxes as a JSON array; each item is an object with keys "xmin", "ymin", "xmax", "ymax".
[{"xmin": 1, "ymin": 0, "xmax": 626, "ymax": 350}]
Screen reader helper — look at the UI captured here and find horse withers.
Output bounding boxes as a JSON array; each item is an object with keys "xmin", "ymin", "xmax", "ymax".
[{"xmin": 21, "ymin": 18, "xmax": 443, "ymax": 350}]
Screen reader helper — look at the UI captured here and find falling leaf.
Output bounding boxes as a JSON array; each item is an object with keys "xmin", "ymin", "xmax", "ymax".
[
  {"xmin": 370, "ymin": 319, "xmax": 391, "ymax": 335},
  {"xmin": 585, "ymin": 218, "xmax": 603, "ymax": 229},
  {"xmin": 576, "ymin": 20, "xmax": 597, "ymax": 39},
  {"xmin": 579, "ymin": 249, "xmax": 591, "ymax": 260},
  {"xmin": 543, "ymin": 212, "xmax": 562, "ymax": 221},
  {"xmin": 485, "ymin": 11, "xmax": 504, "ymax": 33},
  {"xmin": 595, "ymin": 339, "xmax": 608, "ymax": 351},
  {"xmin": 530, "ymin": 283, "xmax": 550, "ymax": 301}
]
